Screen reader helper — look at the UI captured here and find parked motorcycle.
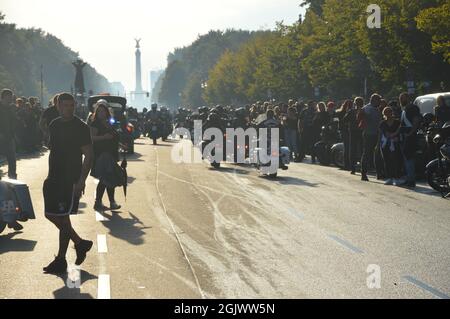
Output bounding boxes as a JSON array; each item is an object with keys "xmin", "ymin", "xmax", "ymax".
[
  {"xmin": 426, "ymin": 121, "xmax": 450, "ymax": 197},
  {"xmin": 0, "ymin": 178, "xmax": 35, "ymax": 234},
  {"xmin": 314, "ymin": 120, "xmax": 342, "ymax": 166}
]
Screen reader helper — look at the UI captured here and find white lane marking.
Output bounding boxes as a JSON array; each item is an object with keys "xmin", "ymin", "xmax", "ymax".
[
  {"xmin": 97, "ymin": 234, "xmax": 108, "ymax": 253},
  {"xmin": 403, "ymin": 276, "xmax": 450, "ymax": 299},
  {"xmin": 95, "ymin": 211, "xmax": 108, "ymax": 221},
  {"xmin": 97, "ymin": 274, "xmax": 111, "ymax": 299},
  {"xmin": 328, "ymin": 234, "xmax": 364, "ymax": 254}
]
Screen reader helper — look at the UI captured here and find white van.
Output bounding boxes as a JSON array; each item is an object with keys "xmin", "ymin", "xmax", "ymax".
[{"xmin": 414, "ymin": 92, "xmax": 450, "ymax": 115}]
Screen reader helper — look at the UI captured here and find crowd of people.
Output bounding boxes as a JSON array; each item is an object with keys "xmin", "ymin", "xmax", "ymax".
[
  {"xmin": 178, "ymin": 92, "xmax": 450, "ymax": 188},
  {"xmin": 264, "ymin": 93, "xmax": 448, "ymax": 187}
]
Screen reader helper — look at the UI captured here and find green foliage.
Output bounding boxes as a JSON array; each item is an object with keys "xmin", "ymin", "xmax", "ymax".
[
  {"xmin": 155, "ymin": 29, "xmax": 269, "ymax": 107},
  {"xmin": 0, "ymin": 12, "xmax": 111, "ymax": 104},
  {"xmin": 416, "ymin": 0, "xmax": 450, "ymax": 64},
  {"xmin": 157, "ymin": 0, "xmax": 450, "ymax": 107}
]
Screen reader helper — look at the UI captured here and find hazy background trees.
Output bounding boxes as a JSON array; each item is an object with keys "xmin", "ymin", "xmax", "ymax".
[
  {"xmin": 0, "ymin": 12, "xmax": 112, "ymax": 105},
  {"xmin": 154, "ymin": 0, "xmax": 450, "ymax": 107}
]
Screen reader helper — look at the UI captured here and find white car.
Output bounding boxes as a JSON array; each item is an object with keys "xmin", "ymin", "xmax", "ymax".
[{"xmin": 414, "ymin": 92, "xmax": 450, "ymax": 115}]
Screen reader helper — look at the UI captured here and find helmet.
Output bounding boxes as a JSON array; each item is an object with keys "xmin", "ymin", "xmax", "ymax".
[
  {"xmin": 96, "ymin": 99, "xmax": 109, "ymax": 107},
  {"xmin": 208, "ymin": 112, "xmax": 220, "ymax": 122}
]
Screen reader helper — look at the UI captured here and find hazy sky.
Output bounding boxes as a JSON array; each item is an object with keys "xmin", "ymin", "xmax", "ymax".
[{"xmin": 1, "ymin": 0, "xmax": 304, "ymax": 91}]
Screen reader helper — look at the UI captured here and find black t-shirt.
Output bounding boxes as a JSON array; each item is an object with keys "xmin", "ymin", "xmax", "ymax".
[
  {"xmin": 379, "ymin": 119, "xmax": 401, "ymax": 134},
  {"xmin": 41, "ymin": 106, "xmax": 60, "ymax": 128},
  {"xmin": 0, "ymin": 103, "xmax": 17, "ymax": 138},
  {"xmin": 47, "ymin": 117, "xmax": 92, "ymax": 184}
]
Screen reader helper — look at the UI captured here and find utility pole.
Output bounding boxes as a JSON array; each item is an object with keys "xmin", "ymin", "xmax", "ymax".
[{"xmin": 40, "ymin": 64, "xmax": 44, "ymax": 106}]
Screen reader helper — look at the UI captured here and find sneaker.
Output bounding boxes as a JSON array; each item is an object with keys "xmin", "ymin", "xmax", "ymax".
[
  {"xmin": 7, "ymin": 221, "xmax": 23, "ymax": 231},
  {"xmin": 43, "ymin": 256, "xmax": 67, "ymax": 274},
  {"xmin": 361, "ymin": 174, "xmax": 369, "ymax": 182},
  {"xmin": 404, "ymin": 181, "xmax": 416, "ymax": 188},
  {"xmin": 94, "ymin": 201, "xmax": 108, "ymax": 212},
  {"xmin": 75, "ymin": 240, "xmax": 93, "ymax": 266},
  {"xmin": 350, "ymin": 171, "xmax": 356, "ymax": 175},
  {"xmin": 384, "ymin": 179, "xmax": 393, "ymax": 185},
  {"xmin": 109, "ymin": 201, "xmax": 121, "ymax": 210}
]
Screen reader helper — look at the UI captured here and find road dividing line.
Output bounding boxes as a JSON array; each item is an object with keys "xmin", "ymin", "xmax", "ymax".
[
  {"xmin": 154, "ymin": 148, "xmax": 206, "ymax": 299},
  {"xmin": 328, "ymin": 234, "xmax": 364, "ymax": 254},
  {"xmin": 403, "ymin": 276, "xmax": 449, "ymax": 299},
  {"xmin": 97, "ymin": 234, "xmax": 108, "ymax": 253},
  {"xmin": 95, "ymin": 211, "xmax": 108, "ymax": 221},
  {"xmin": 97, "ymin": 274, "xmax": 111, "ymax": 299}
]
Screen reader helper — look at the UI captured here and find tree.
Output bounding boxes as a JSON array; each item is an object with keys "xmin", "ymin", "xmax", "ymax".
[{"xmin": 416, "ymin": 0, "xmax": 450, "ymax": 64}]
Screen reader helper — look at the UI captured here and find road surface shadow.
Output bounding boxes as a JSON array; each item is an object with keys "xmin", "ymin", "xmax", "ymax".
[
  {"xmin": 272, "ymin": 176, "xmax": 320, "ymax": 187},
  {"xmin": 0, "ymin": 231, "xmax": 37, "ymax": 254},
  {"xmin": 207, "ymin": 165, "xmax": 251, "ymax": 175},
  {"xmin": 399, "ymin": 183, "xmax": 446, "ymax": 198},
  {"xmin": 150, "ymin": 143, "xmax": 173, "ymax": 147},
  {"xmin": 50, "ymin": 270, "xmax": 97, "ymax": 299},
  {"xmin": 99, "ymin": 211, "xmax": 151, "ymax": 245},
  {"xmin": 125, "ymin": 152, "xmax": 144, "ymax": 162}
]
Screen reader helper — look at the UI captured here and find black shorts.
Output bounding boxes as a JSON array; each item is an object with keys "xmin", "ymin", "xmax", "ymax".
[{"xmin": 43, "ymin": 179, "xmax": 80, "ymax": 216}]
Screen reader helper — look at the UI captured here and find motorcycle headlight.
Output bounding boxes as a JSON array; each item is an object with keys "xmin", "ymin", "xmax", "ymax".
[
  {"xmin": 433, "ymin": 134, "xmax": 442, "ymax": 144},
  {"xmin": 440, "ymin": 144, "xmax": 450, "ymax": 160}
]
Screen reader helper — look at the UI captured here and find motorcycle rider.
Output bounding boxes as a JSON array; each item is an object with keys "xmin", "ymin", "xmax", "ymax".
[
  {"xmin": 435, "ymin": 95, "xmax": 450, "ymax": 126},
  {"xmin": 299, "ymin": 101, "xmax": 317, "ymax": 162},
  {"xmin": 145, "ymin": 103, "xmax": 161, "ymax": 138}
]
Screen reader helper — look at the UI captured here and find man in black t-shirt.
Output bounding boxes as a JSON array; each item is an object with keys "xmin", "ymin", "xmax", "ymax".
[
  {"xmin": 42, "ymin": 93, "xmax": 94, "ymax": 274},
  {"xmin": 0, "ymin": 88, "xmax": 18, "ymax": 180},
  {"xmin": 399, "ymin": 92, "xmax": 422, "ymax": 188}
]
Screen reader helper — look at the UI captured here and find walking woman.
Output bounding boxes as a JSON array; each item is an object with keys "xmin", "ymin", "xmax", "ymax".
[
  {"xmin": 379, "ymin": 107, "xmax": 402, "ymax": 185},
  {"xmin": 282, "ymin": 106, "xmax": 300, "ymax": 161},
  {"xmin": 90, "ymin": 100, "xmax": 122, "ymax": 211},
  {"xmin": 336, "ymin": 99, "xmax": 352, "ymax": 170}
]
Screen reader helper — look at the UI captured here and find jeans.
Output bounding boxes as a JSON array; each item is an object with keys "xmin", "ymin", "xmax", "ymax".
[
  {"xmin": 0, "ymin": 140, "xmax": 17, "ymax": 178},
  {"xmin": 361, "ymin": 133, "xmax": 378, "ymax": 176},
  {"xmin": 342, "ymin": 130, "xmax": 350, "ymax": 170},
  {"xmin": 284, "ymin": 128, "xmax": 298, "ymax": 155},
  {"xmin": 403, "ymin": 157, "xmax": 415, "ymax": 183},
  {"xmin": 349, "ymin": 130, "xmax": 362, "ymax": 172}
]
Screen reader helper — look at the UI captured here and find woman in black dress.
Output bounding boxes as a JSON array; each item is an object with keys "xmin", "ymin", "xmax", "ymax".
[{"xmin": 89, "ymin": 100, "xmax": 121, "ymax": 211}]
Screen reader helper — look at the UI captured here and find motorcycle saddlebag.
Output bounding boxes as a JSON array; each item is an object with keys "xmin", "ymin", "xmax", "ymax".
[{"xmin": 0, "ymin": 179, "xmax": 35, "ymax": 223}]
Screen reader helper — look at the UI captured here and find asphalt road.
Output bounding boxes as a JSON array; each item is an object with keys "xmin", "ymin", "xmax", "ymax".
[{"xmin": 1, "ymin": 137, "xmax": 449, "ymax": 299}]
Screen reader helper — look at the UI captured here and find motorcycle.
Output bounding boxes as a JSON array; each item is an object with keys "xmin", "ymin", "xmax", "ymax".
[
  {"xmin": 314, "ymin": 119, "xmax": 342, "ymax": 166},
  {"xmin": 426, "ymin": 121, "xmax": 450, "ymax": 197},
  {"xmin": 0, "ymin": 178, "xmax": 35, "ymax": 234},
  {"xmin": 146, "ymin": 118, "xmax": 161, "ymax": 145},
  {"xmin": 251, "ymin": 116, "xmax": 290, "ymax": 178}
]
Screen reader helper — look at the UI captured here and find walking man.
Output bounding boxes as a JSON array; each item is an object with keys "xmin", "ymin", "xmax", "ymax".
[{"xmin": 43, "ymin": 93, "xmax": 94, "ymax": 274}]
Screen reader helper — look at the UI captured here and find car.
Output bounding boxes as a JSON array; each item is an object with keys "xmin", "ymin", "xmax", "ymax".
[
  {"xmin": 87, "ymin": 95, "xmax": 135, "ymax": 154},
  {"xmin": 414, "ymin": 92, "xmax": 450, "ymax": 115}
]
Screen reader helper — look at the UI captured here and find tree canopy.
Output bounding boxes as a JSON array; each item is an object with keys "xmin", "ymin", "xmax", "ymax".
[{"xmin": 0, "ymin": 12, "xmax": 112, "ymax": 104}]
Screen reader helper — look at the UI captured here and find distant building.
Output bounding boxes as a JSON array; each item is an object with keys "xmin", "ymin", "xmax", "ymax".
[
  {"xmin": 150, "ymin": 70, "xmax": 163, "ymax": 91},
  {"xmin": 110, "ymin": 82, "xmax": 126, "ymax": 97}
]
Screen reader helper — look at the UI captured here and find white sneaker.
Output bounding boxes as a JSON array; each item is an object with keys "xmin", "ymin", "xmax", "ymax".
[
  {"xmin": 394, "ymin": 178, "xmax": 405, "ymax": 186},
  {"xmin": 384, "ymin": 179, "xmax": 393, "ymax": 185}
]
